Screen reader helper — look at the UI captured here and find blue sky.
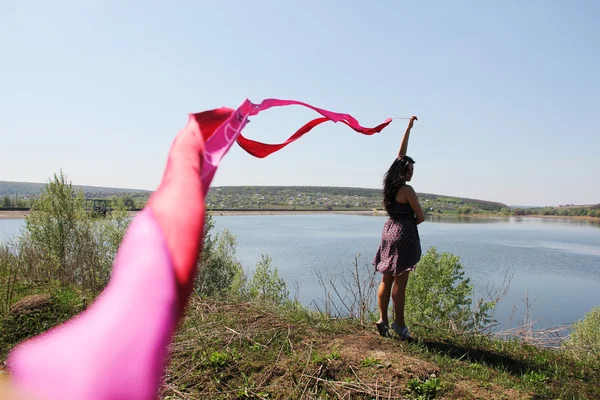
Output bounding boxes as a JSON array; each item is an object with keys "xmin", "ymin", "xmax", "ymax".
[{"xmin": 1, "ymin": 0, "xmax": 598, "ymax": 206}]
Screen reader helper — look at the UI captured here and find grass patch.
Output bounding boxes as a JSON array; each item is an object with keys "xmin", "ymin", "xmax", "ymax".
[
  {"xmin": 401, "ymin": 325, "xmax": 600, "ymax": 399},
  {"xmin": 0, "ymin": 287, "xmax": 86, "ymax": 359},
  {"xmin": 157, "ymin": 297, "xmax": 600, "ymax": 399}
]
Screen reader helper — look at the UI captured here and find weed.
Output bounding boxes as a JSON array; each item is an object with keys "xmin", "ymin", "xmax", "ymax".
[
  {"xmin": 405, "ymin": 375, "xmax": 442, "ymax": 399},
  {"xmin": 360, "ymin": 357, "xmax": 383, "ymax": 368}
]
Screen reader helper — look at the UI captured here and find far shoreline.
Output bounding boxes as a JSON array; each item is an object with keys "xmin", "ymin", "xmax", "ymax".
[
  {"xmin": 0, "ymin": 209, "xmax": 381, "ymax": 219},
  {"xmin": 1, "ymin": 209, "xmax": 599, "ymax": 223}
]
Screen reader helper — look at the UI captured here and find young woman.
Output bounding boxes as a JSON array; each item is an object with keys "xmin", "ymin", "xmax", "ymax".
[{"xmin": 373, "ymin": 116, "xmax": 425, "ymax": 339}]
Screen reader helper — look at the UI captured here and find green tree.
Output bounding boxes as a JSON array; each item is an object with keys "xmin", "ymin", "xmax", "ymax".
[
  {"xmin": 96, "ymin": 197, "xmax": 132, "ymax": 283},
  {"xmin": 22, "ymin": 171, "xmax": 131, "ymax": 292},
  {"xmin": 25, "ymin": 171, "xmax": 88, "ymax": 286},
  {"xmin": 2, "ymin": 196, "xmax": 11, "ymax": 208},
  {"xmin": 122, "ymin": 196, "xmax": 135, "ymax": 210},
  {"xmin": 195, "ymin": 213, "xmax": 244, "ymax": 298},
  {"xmin": 247, "ymin": 254, "xmax": 289, "ymax": 305},
  {"xmin": 406, "ymin": 247, "xmax": 496, "ymax": 332},
  {"xmin": 16, "ymin": 198, "xmax": 28, "ymax": 208}
]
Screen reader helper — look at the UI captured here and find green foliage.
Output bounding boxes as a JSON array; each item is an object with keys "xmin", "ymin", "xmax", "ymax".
[
  {"xmin": 361, "ymin": 357, "xmax": 383, "ymax": 367},
  {"xmin": 247, "ymin": 254, "xmax": 289, "ymax": 305},
  {"xmin": 513, "ymin": 205, "xmax": 600, "ymax": 218},
  {"xmin": 0, "ymin": 172, "xmax": 133, "ymax": 358},
  {"xmin": 195, "ymin": 214, "xmax": 245, "ymax": 298},
  {"xmin": 98, "ymin": 197, "xmax": 132, "ymax": 255},
  {"xmin": 205, "ymin": 186, "xmax": 508, "ymax": 213},
  {"xmin": 405, "ymin": 376, "xmax": 442, "ymax": 399},
  {"xmin": 0, "ymin": 194, "xmax": 30, "ymax": 208},
  {"xmin": 18, "ymin": 171, "xmax": 131, "ymax": 292},
  {"xmin": 406, "ymin": 247, "xmax": 496, "ymax": 332},
  {"xmin": 522, "ymin": 370, "xmax": 549, "ymax": 385},
  {"xmin": 312, "ymin": 349, "xmax": 341, "ymax": 364},
  {"xmin": 209, "ymin": 351, "xmax": 230, "ymax": 370},
  {"xmin": 441, "ymin": 197, "xmax": 461, "ymax": 204},
  {"xmin": 565, "ymin": 305, "xmax": 600, "ymax": 359},
  {"xmin": 24, "ymin": 171, "xmax": 89, "ymax": 285},
  {"xmin": 456, "ymin": 206, "xmax": 472, "ymax": 215},
  {"xmin": 0, "ymin": 289, "xmax": 85, "ymax": 358},
  {"xmin": 1, "ymin": 170, "xmax": 131, "ymax": 328},
  {"xmin": 190, "ymin": 213, "xmax": 290, "ymax": 305},
  {"xmin": 0, "ymin": 180, "xmax": 150, "ymax": 199},
  {"xmin": 122, "ymin": 196, "xmax": 135, "ymax": 209},
  {"xmin": 94, "ymin": 198, "xmax": 132, "ymax": 284}
]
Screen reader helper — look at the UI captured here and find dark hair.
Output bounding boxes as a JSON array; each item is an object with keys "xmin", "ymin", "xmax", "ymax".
[{"xmin": 383, "ymin": 156, "xmax": 415, "ymax": 213}]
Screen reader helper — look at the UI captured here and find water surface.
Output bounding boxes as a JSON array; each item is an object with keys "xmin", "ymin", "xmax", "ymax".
[{"xmin": 2, "ymin": 215, "xmax": 599, "ymax": 331}]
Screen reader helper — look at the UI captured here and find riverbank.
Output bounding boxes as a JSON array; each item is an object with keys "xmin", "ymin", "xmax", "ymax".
[{"xmin": 0, "ymin": 211, "xmax": 29, "ymax": 219}]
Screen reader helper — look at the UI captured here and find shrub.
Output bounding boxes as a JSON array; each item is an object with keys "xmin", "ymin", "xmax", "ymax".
[
  {"xmin": 564, "ymin": 305, "xmax": 600, "ymax": 359},
  {"xmin": 20, "ymin": 171, "xmax": 131, "ymax": 293},
  {"xmin": 24, "ymin": 171, "xmax": 89, "ymax": 286},
  {"xmin": 0, "ymin": 171, "xmax": 131, "ymax": 356},
  {"xmin": 195, "ymin": 214, "xmax": 245, "ymax": 299},
  {"xmin": 247, "ymin": 254, "xmax": 289, "ymax": 306},
  {"xmin": 406, "ymin": 247, "xmax": 496, "ymax": 332}
]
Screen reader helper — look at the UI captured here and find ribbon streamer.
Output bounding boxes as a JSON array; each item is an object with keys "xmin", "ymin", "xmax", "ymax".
[{"xmin": 6, "ymin": 98, "xmax": 392, "ymax": 400}]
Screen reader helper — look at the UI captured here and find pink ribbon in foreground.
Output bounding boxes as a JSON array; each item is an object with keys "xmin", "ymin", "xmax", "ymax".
[{"xmin": 5, "ymin": 98, "xmax": 392, "ymax": 400}]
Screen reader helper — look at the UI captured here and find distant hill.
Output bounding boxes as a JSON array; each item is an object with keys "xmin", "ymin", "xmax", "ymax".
[
  {"xmin": 0, "ymin": 181, "xmax": 517, "ymax": 213},
  {"xmin": 206, "ymin": 186, "xmax": 509, "ymax": 212},
  {"xmin": 0, "ymin": 181, "xmax": 151, "ymax": 198},
  {"xmin": 3, "ymin": 181, "xmax": 597, "ymax": 218}
]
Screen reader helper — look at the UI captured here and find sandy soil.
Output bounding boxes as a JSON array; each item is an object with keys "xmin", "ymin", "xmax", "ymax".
[{"xmin": 0, "ymin": 211, "xmax": 29, "ymax": 219}]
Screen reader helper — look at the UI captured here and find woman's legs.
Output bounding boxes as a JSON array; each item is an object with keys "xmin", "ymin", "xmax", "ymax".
[
  {"xmin": 392, "ymin": 271, "xmax": 410, "ymax": 327},
  {"xmin": 377, "ymin": 274, "xmax": 394, "ymax": 325}
]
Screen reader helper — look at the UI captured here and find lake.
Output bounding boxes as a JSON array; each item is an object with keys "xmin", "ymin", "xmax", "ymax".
[{"xmin": 2, "ymin": 214, "xmax": 600, "ymax": 333}]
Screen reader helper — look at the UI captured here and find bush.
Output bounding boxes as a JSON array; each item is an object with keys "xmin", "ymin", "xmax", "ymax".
[
  {"xmin": 21, "ymin": 171, "xmax": 131, "ymax": 293},
  {"xmin": 195, "ymin": 214, "xmax": 245, "ymax": 298},
  {"xmin": 24, "ymin": 171, "xmax": 89, "ymax": 286},
  {"xmin": 95, "ymin": 198, "xmax": 132, "ymax": 285},
  {"xmin": 406, "ymin": 247, "xmax": 496, "ymax": 332},
  {"xmin": 247, "ymin": 254, "xmax": 289, "ymax": 306},
  {"xmin": 457, "ymin": 207, "xmax": 472, "ymax": 215},
  {"xmin": 565, "ymin": 305, "xmax": 600, "ymax": 359},
  {"xmin": 194, "ymin": 215, "xmax": 290, "ymax": 306},
  {"xmin": 0, "ymin": 171, "xmax": 132, "ymax": 357}
]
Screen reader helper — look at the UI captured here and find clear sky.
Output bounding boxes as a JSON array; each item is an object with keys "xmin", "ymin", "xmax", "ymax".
[{"xmin": 1, "ymin": 0, "xmax": 598, "ymax": 206}]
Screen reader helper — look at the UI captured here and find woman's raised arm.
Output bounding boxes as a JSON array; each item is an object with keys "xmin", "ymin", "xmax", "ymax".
[{"xmin": 398, "ymin": 116, "xmax": 418, "ymax": 158}]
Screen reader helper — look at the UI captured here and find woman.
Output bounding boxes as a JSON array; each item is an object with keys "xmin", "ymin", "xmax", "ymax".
[{"xmin": 373, "ymin": 115, "xmax": 425, "ymax": 339}]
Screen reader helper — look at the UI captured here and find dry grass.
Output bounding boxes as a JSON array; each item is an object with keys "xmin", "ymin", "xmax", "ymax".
[{"xmin": 159, "ymin": 298, "xmax": 575, "ymax": 399}]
